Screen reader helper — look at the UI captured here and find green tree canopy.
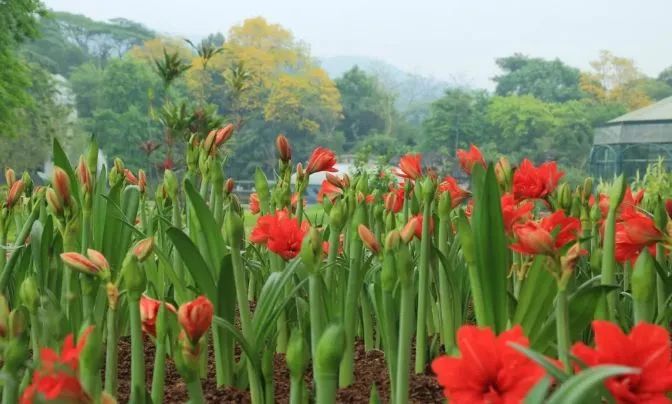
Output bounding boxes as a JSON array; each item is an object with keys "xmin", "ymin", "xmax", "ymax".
[{"xmin": 493, "ymin": 54, "xmax": 584, "ymax": 103}]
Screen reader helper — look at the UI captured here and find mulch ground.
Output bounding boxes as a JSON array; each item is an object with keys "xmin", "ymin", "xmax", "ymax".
[{"xmin": 113, "ymin": 336, "xmax": 443, "ymax": 403}]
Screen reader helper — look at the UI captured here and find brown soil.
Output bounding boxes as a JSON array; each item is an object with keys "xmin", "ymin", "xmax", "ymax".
[{"xmin": 112, "ymin": 336, "xmax": 443, "ymax": 403}]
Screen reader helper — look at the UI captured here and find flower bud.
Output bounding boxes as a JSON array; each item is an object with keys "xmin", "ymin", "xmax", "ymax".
[
  {"xmin": 21, "ymin": 172, "xmax": 33, "ymax": 196},
  {"xmin": 53, "ymin": 167, "xmax": 71, "ymax": 206},
  {"xmin": 285, "ymin": 329, "xmax": 309, "ymax": 378},
  {"xmin": 300, "ymin": 227, "xmax": 323, "ymax": 271},
  {"xmin": 203, "ymin": 129, "xmax": 217, "ymax": 155},
  {"xmin": 46, "ymin": 188, "xmax": 63, "ymax": 215},
  {"xmin": 138, "ymin": 170, "xmax": 147, "ymax": 194},
  {"xmin": 87, "ymin": 249, "xmax": 110, "ymax": 273},
  {"xmin": 358, "ymin": 225, "xmax": 380, "ymax": 255},
  {"xmin": 296, "ymin": 163, "xmax": 305, "ymax": 182},
  {"xmin": 77, "ymin": 156, "xmax": 92, "ymax": 195},
  {"xmin": 5, "ymin": 168, "xmax": 15, "ymax": 188},
  {"xmin": 400, "ymin": 218, "xmax": 418, "ymax": 244},
  {"xmin": 254, "ymin": 168, "xmax": 270, "ymax": 213},
  {"xmin": 225, "ymin": 178, "xmax": 235, "ymax": 195},
  {"xmin": 6, "ymin": 179, "xmax": 24, "ymax": 209},
  {"xmin": 178, "ymin": 295, "xmax": 214, "ymax": 344},
  {"xmin": 582, "ymin": 177, "xmax": 593, "ymax": 202},
  {"xmin": 315, "ymin": 324, "xmax": 345, "ymax": 374},
  {"xmin": 61, "ymin": 252, "xmax": 100, "ymax": 275},
  {"xmin": 276, "ymin": 134, "xmax": 292, "ymax": 163},
  {"xmin": 437, "ymin": 191, "xmax": 452, "ymax": 219},
  {"xmin": 385, "ymin": 230, "xmax": 401, "ymax": 251},
  {"xmin": 494, "ymin": 156, "xmax": 512, "ymax": 190},
  {"xmin": 124, "ymin": 169, "xmax": 138, "ymax": 186},
  {"xmin": 608, "ymin": 175, "xmax": 627, "ymax": 213},
  {"xmin": 163, "ymin": 169, "xmax": 178, "ymax": 199},
  {"xmin": 19, "ymin": 276, "xmax": 39, "ymax": 313},
  {"xmin": 122, "ymin": 255, "xmax": 146, "ymax": 295},
  {"xmin": 325, "ymin": 172, "xmax": 342, "ymax": 189},
  {"xmin": 215, "ymin": 124, "xmax": 234, "ymax": 147},
  {"xmin": 132, "ymin": 237, "xmax": 154, "ymax": 262},
  {"xmin": 8, "ymin": 307, "xmax": 27, "ymax": 337}
]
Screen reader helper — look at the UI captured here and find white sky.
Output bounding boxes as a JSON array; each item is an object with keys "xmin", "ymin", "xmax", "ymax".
[{"xmin": 43, "ymin": 0, "xmax": 672, "ymax": 89}]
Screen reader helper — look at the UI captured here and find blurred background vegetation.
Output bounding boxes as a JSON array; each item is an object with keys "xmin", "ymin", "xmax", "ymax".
[{"xmin": 3, "ymin": 2, "xmax": 672, "ymax": 182}]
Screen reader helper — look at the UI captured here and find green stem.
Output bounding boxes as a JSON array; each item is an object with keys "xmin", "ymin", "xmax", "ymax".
[
  {"xmin": 437, "ymin": 214, "xmax": 456, "ymax": 352},
  {"xmin": 338, "ymin": 222, "xmax": 364, "ymax": 387},
  {"xmin": 395, "ymin": 285, "xmax": 414, "ymax": 404},
  {"xmin": 381, "ymin": 289, "xmax": 398, "ymax": 399},
  {"xmin": 555, "ymin": 288, "xmax": 571, "ymax": 373},
  {"xmin": 230, "ymin": 233, "xmax": 264, "ymax": 404},
  {"xmin": 309, "ymin": 275, "xmax": 324, "ymax": 363},
  {"xmin": 104, "ymin": 305, "xmax": 118, "ymax": 395},
  {"xmin": 0, "ymin": 206, "xmax": 39, "ymax": 292},
  {"xmin": 186, "ymin": 375, "xmax": 206, "ymax": 404},
  {"xmin": 315, "ymin": 371, "xmax": 338, "ymax": 404},
  {"xmin": 151, "ymin": 303, "xmax": 168, "ymax": 403},
  {"xmin": 1, "ymin": 374, "xmax": 18, "ymax": 404},
  {"xmin": 128, "ymin": 293, "xmax": 145, "ymax": 403},
  {"xmin": 360, "ymin": 290, "xmax": 374, "ymax": 351},
  {"xmin": 597, "ymin": 207, "xmax": 617, "ymax": 321},
  {"xmin": 414, "ymin": 199, "xmax": 432, "ymax": 373},
  {"xmin": 289, "ymin": 377, "xmax": 305, "ymax": 404}
]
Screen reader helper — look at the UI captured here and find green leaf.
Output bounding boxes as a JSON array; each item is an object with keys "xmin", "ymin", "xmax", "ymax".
[
  {"xmin": 547, "ymin": 365, "xmax": 638, "ymax": 404},
  {"xmin": 509, "ymin": 342, "xmax": 568, "ymax": 382},
  {"xmin": 92, "ymin": 166, "xmax": 108, "ymax": 250},
  {"xmin": 513, "ymin": 256, "xmax": 557, "ymax": 344},
  {"xmin": 524, "ymin": 376, "xmax": 552, "ymax": 404},
  {"xmin": 213, "ymin": 316, "xmax": 255, "ymax": 365},
  {"xmin": 166, "ymin": 227, "xmax": 216, "ymax": 301},
  {"xmin": 470, "ymin": 164, "xmax": 509, "ymax": 332},
  {"xmin": 216, "ymin": 254, "xmax": 236, "ymax": 326},
  {"xmin": 52, "ymin": 138, "xmax": 80, "ymax": 201},
  {"xmin": 184, "ymin": 180, "xmax": 224, "ymax": 276}
]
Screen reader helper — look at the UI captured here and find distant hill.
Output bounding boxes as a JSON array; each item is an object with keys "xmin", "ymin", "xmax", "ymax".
[{"xmin": 319, "ymin": 55, "xmax": 449, "ymax": 114}]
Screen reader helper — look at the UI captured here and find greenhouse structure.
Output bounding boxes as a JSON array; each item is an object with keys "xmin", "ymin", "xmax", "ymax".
[{"xmin": 589, "ymin": 96, "xmax": 672, "ymax": 179}]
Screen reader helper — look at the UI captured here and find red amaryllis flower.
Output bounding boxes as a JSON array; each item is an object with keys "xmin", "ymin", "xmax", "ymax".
[
  {"xmin": 571, "ymin": 321, "xmax": 672, "ymax": 404},
  {"xmin": 60, "ymin": 252, "xmax": 101, "ymax": 275},
  {"xmin": 597, "ymin": 188, "xmax": 644, "ymax": 221},
  {"xmin": 512, "ymin": 159, "xmax": 564, "ymax": 201},
  {"xmin": 615, "ymin": 211, "xmax": 665, "ymax": 264},
  {"xmin": 305, "ymin": 147, "xmax": 337, "ymax": 175},
  {"xmin": 510, "ymin": 210, "xmax": 581, "ymax": 256},
  {"xmin": 384, "ymin": 187, "xmax": 405, "ymax": 213},
  {"xmin": 456, "ymin": 144, "xmax": 486, "ymax": 175},
  {"xmin": 432, "ymin": 325, "xmax": 545, "ymax": 404},
  {"xmin": 410, "ymin": 213, "xmax": 434, "ymax": 239},
  {"xmin": 438, "ymin": 176, "xmax": 470, "ymax": 208},
  {"xmin": 178, "ymin": 295, "xmax": 214, "ymax": 344},
  {"xmin": 140, "ymin": 295, "xmax": 177, "ymax": 337},
  {"xmin": 250, "ymin": 210, "xmax": 309, "ymax": 260},
  {"xmin": 21, "ymin": 372, "xmax": 89, "ymax": 404},
  {"xmin": 501, "ymin": 193, "xmax": 534, "ymax": 235},
  {"xmin": 395, "ymin": 154, "xmax": 423, "ymax": 180},
  {"xmin": 365, "ymin": 194, "xmax": 375, "ymax": 204},
  {"xmin": 317, "ymin": 180, "xmax": 343, "ymax": 203},
  {"xmin": 249, "ymin": 192, "xmax": 260, "ymax": 214},
  {"xmin": 124, "ymin": 169, "xmax": 139, "ymax": 185}
]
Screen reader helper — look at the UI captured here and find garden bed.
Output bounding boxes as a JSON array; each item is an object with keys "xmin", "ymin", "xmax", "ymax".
[{"xmin": 112, "ymin": 336, "xmax": 443, "ymax": 403}]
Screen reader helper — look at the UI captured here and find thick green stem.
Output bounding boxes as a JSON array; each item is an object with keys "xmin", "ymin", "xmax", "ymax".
[
  {"xmin": 360, "ymin": 290, "xmax": 374, "ymax": 351},
  {"xmin": 395, "ymin": 285, "xmax": 414, "ymax": 404},
  {"xmin": 289, "ymin": 377, "xmax": 305, "ymax": 404},
  {"xmin": 556, "ymin": 288, "xmax": 571, "ymax": 373},
  {"xmin": 104, "ymin": 305, "xmax": 118, "ymax": 395},
  {"xmin": 315, "ymin": 371, "xmax": 338, "ymax": 404},
  {"xmin": 186, "ymin": 375, "xmax": 206, "ymax": 404},
  {"xmin": 338, "ymin": 226, "xmax": 364, "ymax": 387},
  {"xmin": 381, "ymin": 290, "xmax": 398, "ymax": 398},
  {"xmin": 309, "ymin": 275, "xmax": 324, "ymax": 363},
  {"xmin": 151, "ymin": 303, "xmax": 168, "ymax": 403},
  {"xmin": 437, "ymin": 215, "xmax": 456, "ymax": 352},
  {"xmin": 597, "ymin": 207, "xmax": 618, "ymax": 320},
  {"xmin": 230, "ymin": 234, "xmax": 264, "ymax": 404},
  {"xmin": 128, "ymin": 293, "xmax": 145, "ymax": 403},
  {"xmin": 414, "ymin": 200, "xmax": 432, "ymax": 373}
]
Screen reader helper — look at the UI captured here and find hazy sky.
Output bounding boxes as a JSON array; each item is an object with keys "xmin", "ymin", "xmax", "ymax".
[{"xmin": 43, "ymin": 0, "xmax": 672, "ymax": 89}]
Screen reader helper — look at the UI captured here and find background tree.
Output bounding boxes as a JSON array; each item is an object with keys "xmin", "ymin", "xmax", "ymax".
[
  {"xmin": 493, "ymin": 54, "xmax": 584, "ymax": 103},
  {"xmin": 0, "ymin": 0, "xmax": 46, "ymax": 136}
]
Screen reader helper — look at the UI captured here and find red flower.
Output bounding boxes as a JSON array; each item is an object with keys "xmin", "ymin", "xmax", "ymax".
[
  {"xmin": 512, "ymin": 159, "xmax": 564, "ymax": 201},
  {"xmin": 410, "ymin": 213, "xmax": 434, "ymax": 239},
  {"xmin": 250, "ymin": 210, "xmax": 309, "ymax": 260},
  {"xmin": 597, "ymin": 188, "xmax": 644, "ymax": 221},
  {"xmin": 384, "ymin": 187, "xmax": 405, "ymax": 213},
  {"xmin": 305, "ymin": 147, "xmax": 337, "ymax": 175},
  {"xmin": 396, "ymin": 154, "xmax": 423, "ymax": 180},
  {"xmin": 501, "ymin": 193, "xmax": 534, "ymax": 235},
  {"xmin": 21, "ymin": 372, "xmax": 89, "ymax": 404},
  {"xmin": 139, "ymin": 295, "xmax": 177, "ymax": 338},
  {"xmin": 456, "ymin": 144, "xmax": 486, "ymax": 175},
  {"xmin": 615, "ymin": 211, "xmax": 664, "ymax": 264},
  {"xmin": 571, "ymin": 321, "xmax": 672, "ymax": 404},
  {"xmin": 6, "ymin": 179, "xmax": 25, "ymax": 209},
  {"xmin": 438, "ymin": 176, "xmax": 470, "ymax": 208},
  {"xmin": 249, "ymin": 192, "xmax": 260, "ymax": 214},
  {"xmin": 178, "ymin": 295, "xmax": 214, "ymax": 344},
  {"xmin": 159, "ymin": 158, "xmax": 174, "ymax": 171},
  {"xmin": 510, "ymin": 210, "xmax": 581, "ymax": 256},
  {"xmin": 432, "ymin": 325, "xmax": 545, "ymax": 404},
  {"xmin": 317, "ymin": 180, "xmax": 343, "ymax": 203}
]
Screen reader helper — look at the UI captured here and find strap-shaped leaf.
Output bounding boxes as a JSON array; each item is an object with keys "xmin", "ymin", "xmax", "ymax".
[
  {"xmin": 166, "ymin": 227, "xmax": 216, "ymax": 301},
  {"xmin": 52, "ymin": 138, "xmax": 80, "ymax": 201},
  {"xmin": 184, "ymin": 180, "xmax": 225, "ymax": 277},
  {"xmin": 513, "ymin": 256, "xmax": 557, "ymax": 344},
  {"xmin": 547, "ymin": 365, "xmax": 638, "ymax": 404}
]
